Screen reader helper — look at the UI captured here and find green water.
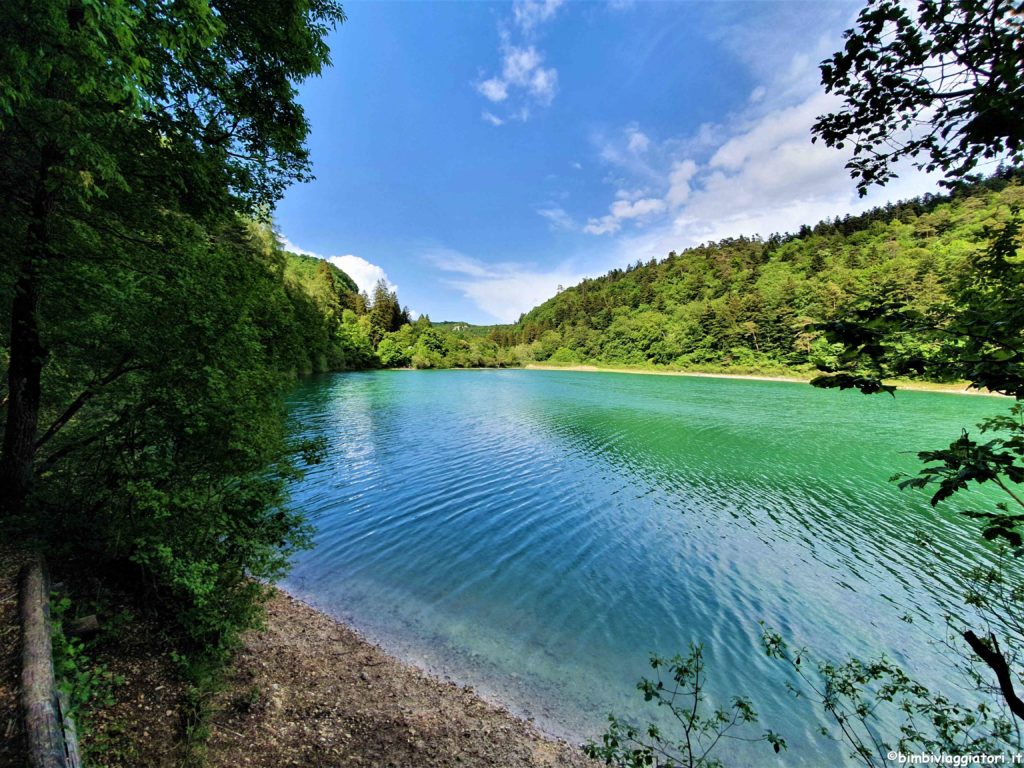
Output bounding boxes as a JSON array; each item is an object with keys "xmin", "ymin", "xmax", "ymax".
[{"xmin": 284, "ymin": 369, "xmax": 1010, "ymax": 765}]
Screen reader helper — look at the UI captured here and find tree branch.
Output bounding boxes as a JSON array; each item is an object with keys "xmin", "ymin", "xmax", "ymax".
[
  {"xmin": 963, "ymin": 630, "xmax": 1024, "ymax": 721},
  {"xmin": 34, "ymin": 356, "xmax": 141, "ymax": 452}
]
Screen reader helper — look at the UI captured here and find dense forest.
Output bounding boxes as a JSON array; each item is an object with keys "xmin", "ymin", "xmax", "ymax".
[
  {"xmin": 373, "ymin": 171, "xmax": 1024, "ymax": 376},
  {"xmin": 0, "ymin": 0, "xmax": 357, "ymax": 743},
  {"xmin": 516, "ymin": 172, "xmax": 1024, "ymax": 375}
]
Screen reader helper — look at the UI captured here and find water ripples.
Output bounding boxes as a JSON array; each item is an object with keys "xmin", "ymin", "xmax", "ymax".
[{"xmin": 283, "ymin": 370, "xmax": 1011, "ymax": 766}]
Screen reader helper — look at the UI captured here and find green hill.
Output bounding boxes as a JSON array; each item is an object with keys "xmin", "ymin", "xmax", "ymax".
[
  {"xmin": 432, "ymin": 321, "xmax": 515, "ymax": 338},
  {"xmin": 513, "ymin": 172, "xmax": 1024, "ymax": 375},
  {"xmin": 274, "ymin": 245, "xmax": 378, "ymax": 372},
  {"xmin": 283, "ymin": 249, "xmax": 360, "ymax": 296}
]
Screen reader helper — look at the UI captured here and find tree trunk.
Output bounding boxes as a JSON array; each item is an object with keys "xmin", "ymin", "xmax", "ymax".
[
  {"xmin": 0, "ymin": 165, "xmax": 52, "ymax": 515},
  {"xmin": 0, "ymin": 262, "xmax": 44, "ymax": 513}
]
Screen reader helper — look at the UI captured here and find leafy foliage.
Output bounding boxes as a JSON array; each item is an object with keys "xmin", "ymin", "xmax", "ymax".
[
  {"xmin": 278, "ymin": 241, "xmax": 382, "ymax": 371},
  {"xmin": 367, "ymin": 278, "xmax": 409, "ymax": 346},
  {"xmin": 50, "ymin": 595, "xmax": 124, "ymax": 731},
  {"xmin": 811, "ymin": 205, "xmax": 1024, "ymax": 399},
  {"xmin": 378, "ymin": 316, "xmax": 522, "ymax": 369},
  {"xmin": 762, "ymin": 627, "xmax": 1017, "ymax": 767},
  {"xmin": 813, "ymin": 0, "xmax": 1024, "ymax": 194},
  {"xmin": 584, "ymin": 645, "xmax": 785, "ymax": 768},
  {"xmin": 0, "ymin": 0, "xmax": 352, "ymax": 688},
  {"xmin": 808, "ymin": 70, "xmax": 1024, "ymax": 734},
  {"xmin": 895, "ymin": 405, "xmax": 1024, "ymax": 520}
]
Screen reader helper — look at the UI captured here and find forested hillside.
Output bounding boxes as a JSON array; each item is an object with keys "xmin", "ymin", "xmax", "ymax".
[
  {"xmin": 280, "ymin": 244, "xmax": 377, "ymax": 371},
  {"xmin": 509, "ymin": 172, "xmax": 1024, "ymax": 375},
  {"xmin": 274, "ymin": 242, "xmax": 414, "ymax": 371}
]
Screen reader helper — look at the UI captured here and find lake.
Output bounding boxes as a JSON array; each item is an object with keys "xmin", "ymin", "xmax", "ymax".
[{"xmin": 283, "ymin": 369, "xmax": 1009, "ymax": 766}]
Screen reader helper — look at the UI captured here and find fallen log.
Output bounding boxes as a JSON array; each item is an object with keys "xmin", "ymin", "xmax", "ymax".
[{"xmin": 19, "ymin": 556, "xmax": 79, "ymax": 768}]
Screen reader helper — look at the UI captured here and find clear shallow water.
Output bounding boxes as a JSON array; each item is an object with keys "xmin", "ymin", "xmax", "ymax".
[{"xmin": 283, "ymin": 369, "xmax": 1009, "ymax": 766}]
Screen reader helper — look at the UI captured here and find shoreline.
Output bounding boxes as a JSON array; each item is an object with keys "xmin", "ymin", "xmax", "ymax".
[
  {"xmin": 203, "ymin": 586, "xmax": 596, "ymax": 767},
  {"xmin": 0, "ymin": 546, "xmax": 595, "ymax": 768},
  {"xmin": 522, "ymin": 363, "xmax": 1004, "ymax": 397}
]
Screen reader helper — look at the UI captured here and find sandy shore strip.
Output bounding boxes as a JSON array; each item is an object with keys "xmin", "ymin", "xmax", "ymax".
[
  {"xmin": 0, "ymin": 547, "xmax": 597, "ymax": 768},
  {"xmin": 523, "ymin": 363, "xmax": 1005, "ymax": 396},
  {"xmin": 205, "ymin": 587, "xmax": 596, "ymax": 768}
]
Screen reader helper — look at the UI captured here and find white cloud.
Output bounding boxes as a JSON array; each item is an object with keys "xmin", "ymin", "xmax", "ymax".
[
  {"xmin": 611, "ymin": 197, "xmax": 666, "ymax": 219},
  {"xmin": 328, "ymin": 255, "xmax": 396, "ymax": 296},
  {"xmin": 498, "ymin": 45, "xmax": 558, "ymax": 104},
  {"xmin": 502, "ymin": 45, "xmax": 542, "ymax": 82},
  {"xmin": 426, "ymin": 247, "xmax": 492, "ymax": 278},
  {"xmin": 279, "ymin": 236, "xmax": 398, "ymax": 295},
  {"xmin": 584, "ymin": 194, "xmax": 667, "ymax": 236},
  {"xmin": 475, "ymin": 6, "xmax": 562, "ymax": 123},
  {"xmin": 481, "ymin": 111, "xmax": 505, "ymax": 126},
  {"xmin": 615, "ymin": 187, "xmax": 649, "ymax": 202},
  {"xmin": 478, "ymin": 78, "xmax": 509, "ymax": 103},
  {"xmin": 593, "ymin": 124, "xmax": 665, "ymax": 186},
  {"xmin": 528, "ymin": 65, "xmax": 558, "ymax": 105},
  {"xmin": 428, "ymin": 248, "xmax": 583, "ymax": 323},
  {"xmin": 581, "ymin": 89, "xmax": 941, "ymax": 257},
  {"xmin": 583, "ymin": 217, "xmax": 622, "ymax": 236},
  {"xmin": 580, "ymin": 22, "xmax": 942, "ymax": 248},
  {"xmin": 514, "ymin": 0, "xmax": 564, "ymax": 32},
  {"xmin": 666, "ymin": 160, "xmax": 697, "ymax": 207},
  {"xmin": 709, "ymin": 94, "xmax": 833, "ymax": 172},
  {"xmin": 626, "ymin": 126, "xmax": 650, "ymax": 154}
]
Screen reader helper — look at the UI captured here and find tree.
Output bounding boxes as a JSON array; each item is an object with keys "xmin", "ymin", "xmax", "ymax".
[
  {"xmin": 0, "ymin": 0, "xmax": 345, "ymax": 513},
  {"xmin": 368, "ymin": 278, "xmax": 405, "ymax": 346},
  {"xmin": 762, "ymin": 625, "xmax": 1018, "ymax": 767},
  {"xmin": 584, "ymin": 645, "xmax": 785, "ymax": 768},
  {"xmin": 809, "ymin": 0, "xmax": 1024, "ymax": 731},
  {"xmin": 0, "ymin": 0, "xmax": 351, "ymax": 704},
  {"xmin": 377, "ymin": 335, "xmax": 413, "ymax": 368},
  {"xmin": 814, "ymin": 0, "xmax": 1024, "ymax": 194}
]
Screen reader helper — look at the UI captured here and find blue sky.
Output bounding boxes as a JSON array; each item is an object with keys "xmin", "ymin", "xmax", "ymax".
[{"xmin": 276, "ymin": 0, "xmax": 942, "ymax": 324}]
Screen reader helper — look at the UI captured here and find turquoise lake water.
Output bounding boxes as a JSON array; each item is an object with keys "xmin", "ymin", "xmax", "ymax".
[{"xmin": 282, "ymin": 369, "xmax": 1011, "ymax": 766}]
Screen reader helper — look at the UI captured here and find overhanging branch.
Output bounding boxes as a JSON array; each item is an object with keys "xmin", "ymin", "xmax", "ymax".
[
  {"xmin": 963, "ymin": 630, "xmax": 1024, "ymax": 721},
  {"xmin": 34, "ymin": 356, "xmax": 142, "ymax": 452}
]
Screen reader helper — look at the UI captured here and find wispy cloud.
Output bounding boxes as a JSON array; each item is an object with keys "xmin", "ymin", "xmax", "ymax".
[
  {"xmin": 666, "ymin": 160, "xmax": 697, "ymax": 207},
  {"xmin": 537, "ymin": 206, "xmax": 576, "ymax": 231},
  {"xmin": 478, "ymin": 80, "xmax": 509, "ymax": 103},
  {"xmin": 475, "ymin": 0, "xmax": 563, "ymax": 124},
  {"xmin": 279, "ymin": 236, "xmax": 398, "ymax": 295},
  {"xmin": 584, "ymin": 195, "xmax": 666, "ymax": 235},
  {"xmin": 514, "ymin": 0, "xmax": 564, "ymax": 32},
  {"xmin": 428, "ymin": 247, "xmax": 583, "ymax": 323},
  {"xmin": 626, "ymin": 124, "xmax": 650, "ymax": 154},
  {"xmin": 578, "ymin": 20, "xmax": 941, "ymax": 248},
  {"xmin": 476, "ymin": 40, "xmax": 558, "ymax": 113}
]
